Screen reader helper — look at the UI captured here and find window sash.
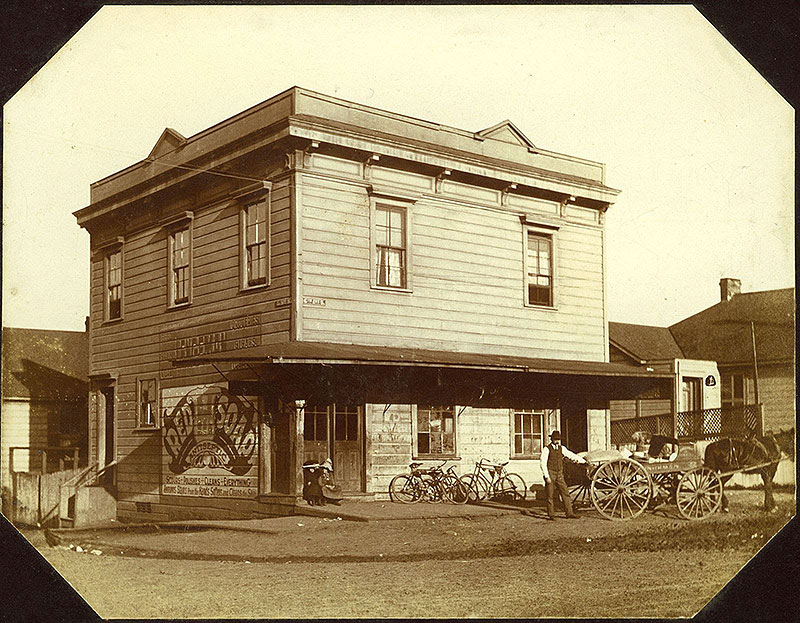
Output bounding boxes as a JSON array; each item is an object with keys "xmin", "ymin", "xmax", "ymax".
[
  {"xmin": 526, "ymin": 233, "xmax": 553, "ymax": 306},
  {"xmin": 107, "ymin": 250, "xmax": 122, "ymax": 319},
  {"xmin": 171, "ymin": 228, "xmax": 190, "ymax": 305},
  {"xmin": 417, "ymin": 406, "xmax": 456, "ymax": 456},
  {"xmin": 375, "ymin": 205, "xmax": 406, "ymax": 288},
  {"xmin": 244, "ymin": 201, "xmax": 268, "ymax": 286},
  {"xmin": 512, "ymin": 410, "xmax": 544, "ymax": 457},
  {"xmin": 138, "ymin": 379, "xmax": 158, "ymax": 428}
]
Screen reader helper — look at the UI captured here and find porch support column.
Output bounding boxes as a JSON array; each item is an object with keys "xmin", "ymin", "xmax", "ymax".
[
  {"xmin": 586, "ymin": 408, "xmax": 609, "ymax": 451},
  {"xmin": 290, "ymin": 400, "xmax": 305, "ymax": 498}
]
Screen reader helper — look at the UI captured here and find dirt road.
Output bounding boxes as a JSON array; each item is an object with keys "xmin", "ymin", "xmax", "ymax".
[{"xmin": 20, "ymin": 490, "xmax": 797, "ymax": 619}]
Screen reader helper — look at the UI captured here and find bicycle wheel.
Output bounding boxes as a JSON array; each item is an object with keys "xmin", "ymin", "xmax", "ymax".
[
  {"xmin": 441, "ymin": 474, "xmax": 470, "ymax": 504},
  {"xmin": 493, "ymin": 473, "xmax": 527, "ymax": 502},
  {"xmin": 420, "ymin": 474, "xmax": 443, "ymax": 503},
  {"xmin": 389, "ymin": 474, "xmax": 420, "ymax": 504},
  {"xmin": 460, "ymin": 473, "xmax": 488, "ymax": 503}
]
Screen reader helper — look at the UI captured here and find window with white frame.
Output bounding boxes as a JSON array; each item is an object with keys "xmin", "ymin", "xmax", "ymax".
[
  {"xmin": 242, "ymin": 199, "xmax": 269, "ymax": 288},
  {"xmin": 169, "ymin": 226, "xmax": 191, "ymax": 306},
  {"xmin": 525, "ymin": 231, "xmax": 553, "ymax": 306},
  {"xmin": 416, "ymin": 406, "xmax": 456, "ymax": 457},
  {"xmin": 374, "ymin": 204, "xmax": 407, "ymax": 289},
  {"xmin": 511, "ymin": 409, "xmax": 544, "ymax": 458},
  {"xmin": 138, "ymin": 378, "xmax": 158, "ymax": 428},
  {"xmin": 106, "ymin": 249, "xmax": 122, "ymax": 320}
]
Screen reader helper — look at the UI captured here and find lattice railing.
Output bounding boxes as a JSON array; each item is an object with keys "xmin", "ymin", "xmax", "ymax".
[
  {"xmin": 611, "ymin": 413, "xmax": 673, "ymax": 446},
  {"xmin": 675, "ymin": 404, "xmax": 763, "ymax": 441},
  {"xmin": 611, "ymin": 404, "xmax": 764, "ymax": 446}
]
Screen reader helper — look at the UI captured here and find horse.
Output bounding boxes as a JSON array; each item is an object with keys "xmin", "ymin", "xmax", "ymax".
[{"xmin": 700, "ymin": 433, "xmax": 783, "ymax": 512}]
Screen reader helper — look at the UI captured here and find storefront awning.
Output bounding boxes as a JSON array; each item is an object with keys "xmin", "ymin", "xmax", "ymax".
[{"xmin": 173, "ymin": 341, "xmax": 672, "ymax": 379}]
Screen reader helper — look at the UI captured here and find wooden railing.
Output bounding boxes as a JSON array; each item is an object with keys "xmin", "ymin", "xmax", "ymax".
[
  {"xmin": 9, "ymin": 446, "xmax": 82, "ymax": 475},
  {"xmin": 611, "ymin": 404, "xmax": 765, "ymax": 446},
  {"xmin": 675, "ymin": 404, "xmax": 763, "ymax": 441}
]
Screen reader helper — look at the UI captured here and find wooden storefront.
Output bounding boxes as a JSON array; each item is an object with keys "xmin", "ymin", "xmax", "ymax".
[{"xmin": 75, "ymin": 87, "xmax": 669, "ymax": 522}]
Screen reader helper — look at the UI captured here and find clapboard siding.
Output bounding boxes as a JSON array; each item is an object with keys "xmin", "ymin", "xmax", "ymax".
[
  {"xmin": 299, "ymin": 175, "xmax": 606, "ymax": 361},
  {"xmin": 88, "ymin": 174, "xmax": 292, "ymax": 509},
  {"xmin": 754, "ymin": 363, "xmax": 795, "ymax": 433}
]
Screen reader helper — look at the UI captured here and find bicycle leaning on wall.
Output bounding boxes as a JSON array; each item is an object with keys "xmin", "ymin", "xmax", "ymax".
[
  {"xmin": 460, "ymin": 458, "xmax": 527, "ymax": 503},
  {"xmin": 388, "ymin": 461, "xmax": 470, "ymax": 504}
]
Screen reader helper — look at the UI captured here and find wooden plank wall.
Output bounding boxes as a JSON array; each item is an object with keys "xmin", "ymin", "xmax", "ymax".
[
  {"xmin": 87, "ymin": 173, "xmax": 292, "ymax": 521},
  {"xmin": 758, "ymin": 363, "xmax": 795, "ymax": 432},
  {"xmin": 299, "ymin": 158, "xmax": 607, "ymax": 361},
  {"xmin": 1, "ymin": 401, "xmax": 31, "ymax": 490},
  {"xmin": 365, "ymin": 403, "xmax": 560, "ymax": 497}
]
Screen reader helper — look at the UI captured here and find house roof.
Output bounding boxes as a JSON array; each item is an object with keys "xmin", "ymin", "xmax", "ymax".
[
  {"xmin": 668, "ymin": 288, "xmax": 795, "ymax": 365},
  {"xmin": 173, "ymin": 340, "xmax": 672, "ymax": 378},
  {"xmin": 608, "ymin": 322, "xmax": 685, "ymax": 362},
  {"xmin": 2, "ymin": 327, "xmax": 89, "ymax": 400}
]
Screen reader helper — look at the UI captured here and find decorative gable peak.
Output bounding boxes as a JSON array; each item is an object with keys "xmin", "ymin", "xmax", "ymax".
[
  {"xmin": 148, "ymin": 127, "xmax": 187, "ymax": 160},
  {"xmin": 476, "ymin": 120, "xmax": 536, "ymax": 150}
]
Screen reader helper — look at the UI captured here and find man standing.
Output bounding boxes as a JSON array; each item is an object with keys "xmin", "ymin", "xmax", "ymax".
[{"xmin": 540, "ymin": 430, "xmax": 587, "ymax": 520}]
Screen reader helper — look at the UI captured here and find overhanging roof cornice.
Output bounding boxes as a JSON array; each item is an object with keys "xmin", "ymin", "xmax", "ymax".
[{"xmin": 172, "ymin": 341, "xmax": 672, "ymax": 379}]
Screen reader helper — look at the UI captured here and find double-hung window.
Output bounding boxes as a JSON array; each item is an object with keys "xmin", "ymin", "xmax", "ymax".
[
  {"xmin": 169, "ymin": 226, "xmax": 191, "ymax": 306},
  {"xmin": 526, "ymin": 231, "xmax": 553, "ymax": 306},
  {"xmin": 416, "ymin": 406, "xmax": 456, "ymax": 457},
  {"xmin": 511, "ymin": 409, "xmax": 544, "ymax": 458},
  {"xmin": 375, "ymin": 205, "xmax": 407, "ymax": 289},
  {"xmin": 106, "ymin": 249, "xmax": 122, "ymax": 320},
  {"xmin": 243, "ymin": 200, "xmax": 269, "ymax": 288},
  {"xmin": 138, "ymin": 378, "xmax": 158, "ymax": 428}
]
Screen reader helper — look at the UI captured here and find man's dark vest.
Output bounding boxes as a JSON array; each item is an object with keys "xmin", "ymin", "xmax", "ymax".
[{"xmin": 547, "ymin": 443, "xmax": 563, "ymax": 475}]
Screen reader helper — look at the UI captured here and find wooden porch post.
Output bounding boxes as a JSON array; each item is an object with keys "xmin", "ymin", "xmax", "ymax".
[{"xmin": 290, "ymin": 400, "xmax": 306, "ymax": 498}]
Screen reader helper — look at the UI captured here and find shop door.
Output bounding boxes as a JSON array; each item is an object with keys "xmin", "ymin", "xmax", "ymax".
[
  {"xmin": 332, "ymin": 405, "xmax": 363, "ymax": 493},
  {"xmin": 680, "ymin": 377, "xmax": 702, "ymax": 412},
  {"xmin": 303, "ymin": 405, "xmax": 329, "ymax": 465},
  {"xmin": 561, "ymin": 399, "xmax": 588, "ymax": 453}
]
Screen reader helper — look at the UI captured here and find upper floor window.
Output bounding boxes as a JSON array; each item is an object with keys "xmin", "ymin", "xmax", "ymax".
[
  {"xmin": 416, "ymin": 406, "xmax": 456, "ymax": 457},
  {"xmin": 138, "ymin": 378, "xmax": 158, "ymax": 428},
  {"xmin": 106, "ymin": 249, "xmax": 122, "ymax": 320},
  {"xmin": 511, "ymin": 409, "xmax": 544, "ymax": 458},
  {"xmin": 525, "ymin": 231, "xmax": 553, "ymax": 307},
  {"xmin": 169, "ymin": 226, "xmax": 191, "ymax": 306},
  {"xmin": 375, "ymin": 205, "xmax": 407, "ymax": 289},
  {"xmin": 242, "ymin": 200, "xmax": 269, "ymax": 288}
]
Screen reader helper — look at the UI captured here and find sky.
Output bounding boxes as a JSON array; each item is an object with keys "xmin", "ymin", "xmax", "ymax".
[{"xmin": 2, "ymin": 5, "xmax": 794, "ymax": 332}]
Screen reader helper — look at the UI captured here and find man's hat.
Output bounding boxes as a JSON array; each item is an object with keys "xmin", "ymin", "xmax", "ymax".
[{"xmin": 549, "ymin": 430, "xmax": 562, "ymax": 440}]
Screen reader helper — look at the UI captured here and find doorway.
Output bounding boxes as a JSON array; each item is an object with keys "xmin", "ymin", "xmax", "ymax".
[
  {"xmin": 561, "ymin": 399, "xmax": 588, "ymax": 453},
  {"xmin": 303, "ymin": 404, "xmax": 364, "ymax": 493},
  {"xmin": 99, "ymin": 387, "xmax": 115, "ymax": 487}
]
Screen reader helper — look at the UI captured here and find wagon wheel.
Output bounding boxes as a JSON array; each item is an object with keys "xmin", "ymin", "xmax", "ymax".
[
  {"xmin": 676, "ymin": 467, "xmax": 723, "ymax": 520},
  {"xmin": 590, "ymin": 459, "xmax": 652, "ymax": 521},
  {"xmin": 568, "ymin": 464, "xmax": 594, "ymax": 509}
]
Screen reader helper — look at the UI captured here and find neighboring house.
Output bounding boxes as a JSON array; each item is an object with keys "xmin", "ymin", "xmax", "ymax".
[
  {"xmin": 669, "ymin": 280, "xmax": 795, "ymax": 435},
  {"xmin": 73, "ymin": 87, "xmax": 670, "ymax": 522},
  {"xmin": 1, "ymin": 327, "xmax": 89, "ymax": 515},
  {"xmin": 608, "ymin": 322, "xmax": 721, "ymax": 446}
]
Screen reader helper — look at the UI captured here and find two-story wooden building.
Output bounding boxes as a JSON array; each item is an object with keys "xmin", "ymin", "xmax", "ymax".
[{"xmin": 74, "ymin": 87, "xmax": 671, "ymax": 522}]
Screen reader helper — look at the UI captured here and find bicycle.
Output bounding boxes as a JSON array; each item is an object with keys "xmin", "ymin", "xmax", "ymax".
[
  {"xmin": 388, "ymin": 461, "xmax": 470, "ymax": 504},
  {"xmin": 460, "ymin": 458, "xmax": 527, "ymax": 503}
]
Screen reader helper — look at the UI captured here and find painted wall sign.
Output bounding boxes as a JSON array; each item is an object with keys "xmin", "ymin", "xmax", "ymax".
[
  {"xmin": 303, "ymin": 297, "xmax": 327, "ymax": 307},
  {"xmin": 161, "ymin": 384, "xmax": 259, "ymax": 498},
  {"xmin": 705, "ymin": 375, "xmax": 716, "ymax": 387},
  {"xmin": 274, "ymin": 297, "xmax": 291, "ymax": 308},
  {"xmin": 162, "ymin": 314, "xmax": 263, "ymax": 362}
]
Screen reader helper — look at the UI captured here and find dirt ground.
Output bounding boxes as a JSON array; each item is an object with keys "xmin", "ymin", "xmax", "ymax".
[{"xmin": 19, "ymin": 489, "xmax": 797, "ymax": 619}]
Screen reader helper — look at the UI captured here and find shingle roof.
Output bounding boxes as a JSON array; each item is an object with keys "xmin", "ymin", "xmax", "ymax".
[
  {"xmin": 608, "ymin": 322, "xmax": 685, "ymax": 362},
  {"xmin": 668, "ymin": 288, "xmax": 795, "ymax": 365},
  {"xmin": 2, "ymin": 327, "xmax": 89, "ymax": 400}
]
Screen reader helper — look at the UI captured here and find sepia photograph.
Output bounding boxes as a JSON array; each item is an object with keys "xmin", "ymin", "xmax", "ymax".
[{"xmin": 1, "ymin": 4, "xmax": 796, "ymax": 620}]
